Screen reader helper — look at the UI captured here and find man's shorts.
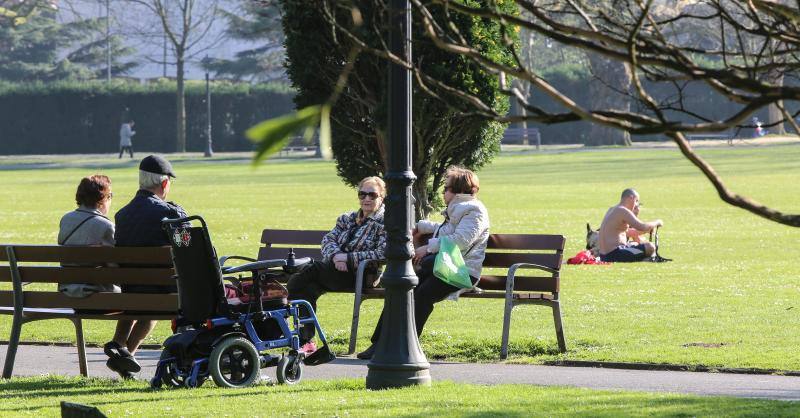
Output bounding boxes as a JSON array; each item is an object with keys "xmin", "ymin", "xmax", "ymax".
[{"xmin": 600, "ymin": 243, "xmax": 648, "ymax": 262}]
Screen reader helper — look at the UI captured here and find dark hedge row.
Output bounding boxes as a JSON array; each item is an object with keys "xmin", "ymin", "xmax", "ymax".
[
  {"xmin": 0, "ymin": 82, "xmax": 295, "ymax": 155},
  {"xmin": 514, "ymin": 69, "xmax": 784, "ymax": 144}
]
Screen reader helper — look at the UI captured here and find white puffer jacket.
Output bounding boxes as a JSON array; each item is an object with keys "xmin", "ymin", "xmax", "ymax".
[{"xmin": 417, "ymin": 194, "xmax": 490, "ymax": 279}]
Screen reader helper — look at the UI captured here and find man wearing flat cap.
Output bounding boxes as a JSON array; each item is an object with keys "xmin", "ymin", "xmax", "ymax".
[{"xmin": 103, "ymin": 154, "xmax": 188, "ymax": 379}]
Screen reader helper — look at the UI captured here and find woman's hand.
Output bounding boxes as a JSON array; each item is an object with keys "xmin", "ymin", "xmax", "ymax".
[
  {"xmin": 332, "ymin": 253, "xmax": 348, "ymax": 271},
  {"xmin": 334, "ymin": 260, "xmax": 348, "ymax": 272},
  {"xmin": 413, "ymin": 245, "xmax": 428, "ymax": 264}
]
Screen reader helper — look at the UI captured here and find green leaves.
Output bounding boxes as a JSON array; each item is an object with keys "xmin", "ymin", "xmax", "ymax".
[{"xmin": 246, "ymin": 104, "xmax": 332, "ymax": 164}]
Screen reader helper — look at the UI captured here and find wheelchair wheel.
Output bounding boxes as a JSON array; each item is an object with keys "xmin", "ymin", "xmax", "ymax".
[
  {"xmin": 159, "ymin": 350, "xmax": 186, "ymax": 388},
  {"xmin": 276, "ymin": 352, "xmax": 303, "ymax": 385},
  {"xmin": 209, "ymin": 336, "xmax": 261, "ymax": 388},
  {"xmin": 159, "ymin": 350, "xmax": 207, "ymax": 389}
]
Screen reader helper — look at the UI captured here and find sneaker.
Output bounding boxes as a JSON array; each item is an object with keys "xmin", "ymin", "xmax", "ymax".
[
  {"xmin": 356, "ymin": 344, "xmax": 375, "ymax": 360},
  {"xmin": 300, "ymin": 341, "xmax": 317, "ymax": 355}
]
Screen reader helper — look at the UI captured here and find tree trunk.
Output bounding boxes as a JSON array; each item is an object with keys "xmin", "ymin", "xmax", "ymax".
[
  {"xmin": 175, "ymin": 57, "xmax": 186, "ymax": 152},
  {"xmin": 766, "ymin": 72, "xmax": 786, "ymax": 135},
  {"xmin": 586, "ymin": 53, "xmax": 632, "ymax": 146},
  {"xmin": 412, "ymin": 179, "xmax": 431, "ymax": 222}
]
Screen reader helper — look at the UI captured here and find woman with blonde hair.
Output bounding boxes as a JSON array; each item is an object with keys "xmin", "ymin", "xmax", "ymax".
[
  {"xmin": 287, "ymin": 176, "xmax": 387, "ymax": 354},
  {"xmin": 359, "ymin": 167, "xmax": 490, "ymax": 359}
]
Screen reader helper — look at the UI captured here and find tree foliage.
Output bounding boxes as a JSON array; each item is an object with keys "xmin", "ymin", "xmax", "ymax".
[
  {"xmin": 204, "ymin": 0, "xmax": 285, "ymax": 82},
  {"xmin": 280, "ymin": 0, "xmax": 514, "ymax": 218},
  {"xmin": 388, "ymin": 0, "xmax": 800, "ymax": 226},
  {"xmin": 0, "ymin": 7, "xmax": 135, "ymax": 81}
]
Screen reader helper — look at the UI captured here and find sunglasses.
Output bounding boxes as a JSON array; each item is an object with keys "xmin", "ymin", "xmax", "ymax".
[
  {"xmin": 107, "ymin": 192, "xmax": 114, "ymax": 200},
  {"xmin": 358, "ymin": 191, "xmax": 380, "ymax": 200}
]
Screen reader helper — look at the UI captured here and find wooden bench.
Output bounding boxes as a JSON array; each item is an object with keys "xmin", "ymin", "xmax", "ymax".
[
  {"xmin": 279, "ymin": 137, "xmax": 318, "ymax": 157},
  {"xmin": 0, "ymin": 245, "xmax": 178, "ymax": 378},
  {"xmin": 259, "ymin": 229, "xmax": 567, "ymax": 359},
  {"xmin": 503, "ymin": 127, "xmax": 542, "ymax": 149}
]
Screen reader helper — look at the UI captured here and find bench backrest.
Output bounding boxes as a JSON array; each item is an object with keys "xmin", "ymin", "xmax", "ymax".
[
  {"xmin": 259, "ymin": 230, "xmax": 565, "ymax": 293},
  {"xmin": 0, "ymin": 245, "xmax": 177, "ymax": 313},
  {"xmin": 259, "ymin": 230, "xmax": 326, "ymax": 262}
]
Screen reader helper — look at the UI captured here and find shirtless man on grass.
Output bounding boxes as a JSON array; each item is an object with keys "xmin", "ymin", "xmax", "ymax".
[{"xmin": 598, "ymin": 188, "xmax": 663, "ymax": 262}]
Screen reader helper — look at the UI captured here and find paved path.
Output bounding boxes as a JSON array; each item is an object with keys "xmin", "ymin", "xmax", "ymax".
[{"xmin": 2, "ymin": 344, "xmax": 800, "ymax": 401}]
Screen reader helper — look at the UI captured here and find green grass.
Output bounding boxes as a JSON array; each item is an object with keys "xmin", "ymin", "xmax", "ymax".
[
  {"xmin": 1, "ymin": 376, "xmax": 798, "ymax": 417},
  {"xmin": 1, "ymin": 144, "xmax": 799, "ymax": 370}
]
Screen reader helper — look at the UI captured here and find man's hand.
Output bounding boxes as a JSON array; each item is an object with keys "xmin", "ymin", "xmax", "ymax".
[
  {"xmin": 654, "ymin": 219, "xmax": 664, "ymax": 228},
  {"xmin": 413, "ymin": 245, "xmax": 428, "ymax": 264}
]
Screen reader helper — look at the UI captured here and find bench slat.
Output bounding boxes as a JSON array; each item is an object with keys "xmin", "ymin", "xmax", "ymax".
[
  {"xmin": 481, "ymin": 253, "xmax": 562, "ymax": 269},
  {"xmin": 0, "ymin": 291, "xmax": 178, "ymax": 312},
  {"xmin": 478, "ymin": 275, "xmax": 559, "ymax": 292},
  {"xmin": 487, "ymin": 234, "xmax": 565, "ymax": 251},
  {"xmin": 0, "ymin": 266, "xmax": 175, "ymax": 285},
  {"xmin": 0, "ymin": 245, "xmax": 172, "ymax": 264},
  {"xmin": 260, "ymin": 230, "xmax": 326, "ymax": 246}
]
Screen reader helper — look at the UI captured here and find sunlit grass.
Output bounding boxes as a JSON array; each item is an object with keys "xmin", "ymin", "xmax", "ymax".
[
  {"xmin": 2, "ymin": 376, "xmax": 798, "ymax": 417},
  {"xmin": 1, "ymin": 144, "xmax": 799, "ymax": 369}
]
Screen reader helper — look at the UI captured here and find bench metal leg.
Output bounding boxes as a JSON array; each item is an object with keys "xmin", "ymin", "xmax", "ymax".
[
  {"xmin": 552, "ymin": 300, "xmax": 567, "ymax": 353},
  {"xmin": 500, "ymin": 298, "xmax": 514, "ymax": 359},
  {"xmin": 72, "ymin": 318, "xmax": 88, "ymax": 377},
  {"xmin": 348, "ymin": 293, "xmax": 364, "ymax": 355},
  {"xmin": 2, "ymin": 313, "xmax": 24, "ymax": 379}
]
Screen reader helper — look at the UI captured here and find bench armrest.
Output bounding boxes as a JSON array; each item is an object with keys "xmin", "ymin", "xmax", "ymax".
[
  {"xmin": 221, "ymin": 257, "xmax": 311, "ymax": 275},
  {"xmin": 355, "ymin": 259, "xmax": 385, "ymax": 294},
  {"xmin": 219, "ymin": 255, "xmax": 256, "ymax": 267},
  {"xmin": 505, "ymin": 262, "xmax": 559, "ymax": 294}
]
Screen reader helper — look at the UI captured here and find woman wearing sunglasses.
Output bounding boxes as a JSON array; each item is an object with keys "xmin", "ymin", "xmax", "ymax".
[
  {"xmin": 287, "ymin": 176, "xmax": 387, "ymax": 353},
  {"xmin": 358, "ymin": 166, "xmax": 489, "ymax": 359}
]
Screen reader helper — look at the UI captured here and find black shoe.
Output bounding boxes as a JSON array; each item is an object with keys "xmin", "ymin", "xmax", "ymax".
[
  {"xmin": 356, "ymin": 344, "xmax": 375, "ymax": 360},
  {"xmin": 106, "ymin": 358, "xmax": 136, "ymax": 380},
  {"xmin": 103, "ymin": 341, "xmax": 141, "ymax": 373}
]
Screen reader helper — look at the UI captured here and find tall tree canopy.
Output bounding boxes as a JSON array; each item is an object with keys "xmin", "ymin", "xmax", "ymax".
[
  {"xmin": 204, "ymin": 0, "xmax": 285, "ymax": 82},
  {"xmin": 280, "ymin": 0, "xmax": 514, "ymax": 218},
  {"xmin": 0, "ymin": 6, "xmax": 135, "ymax": 81},
  {"xmin": 346, "ymin": 0, "xmax": 800, "ymax": 227}
]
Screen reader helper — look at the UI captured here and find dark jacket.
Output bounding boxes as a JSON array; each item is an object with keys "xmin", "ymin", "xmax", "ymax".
[{"xmin": 115, "ymin": 189, "xmax": 187, "ymax": 246}]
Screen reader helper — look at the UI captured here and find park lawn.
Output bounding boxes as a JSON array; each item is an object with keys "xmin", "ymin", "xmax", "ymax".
[
  {"xmin": 0, "ymin": 144, "xmax": 798, "ymax": 370},
  {"xmin": 1, "ymin": 376, "xmax": 798, "ymax": 417}
]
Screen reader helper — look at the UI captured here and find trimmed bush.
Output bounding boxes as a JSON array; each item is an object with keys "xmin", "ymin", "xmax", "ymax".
[{"xmin": 0, "ymin": 80, "xmax": 295, "ymax": 155}]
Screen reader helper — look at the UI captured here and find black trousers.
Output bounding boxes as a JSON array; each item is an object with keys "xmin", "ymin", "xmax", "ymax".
[
  {"xmin": 287, "ymin": 260, "xmax": 356, "ymax": 342},
  {"xmin": 119, "ymin": 146, "xmax": 133, "ymax": 158},
  {"xmin": 370, "ymin": 254, "xmax": 473, "ymax": 344}
]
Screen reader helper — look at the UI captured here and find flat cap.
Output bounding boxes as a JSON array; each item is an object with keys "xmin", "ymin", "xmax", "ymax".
[{"xmin": 139, "ymin": 155, "xmax": 176, "ymax": 178}]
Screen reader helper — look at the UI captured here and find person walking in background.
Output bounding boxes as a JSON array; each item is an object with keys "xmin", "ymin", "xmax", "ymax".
[{"xmin": 119, "ymin": 120, "xmax": 136, "ymax": 159}]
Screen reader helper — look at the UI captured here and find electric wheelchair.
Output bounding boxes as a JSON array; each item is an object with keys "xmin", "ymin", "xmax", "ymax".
[{"xmin": 150, "ymin": 216, "xmax": 334, "ymax": 389}]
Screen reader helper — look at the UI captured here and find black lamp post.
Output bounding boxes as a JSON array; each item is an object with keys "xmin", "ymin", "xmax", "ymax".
[{"xmin": 365, "ymin": 0, "xmax": 431, "ymax": 389}]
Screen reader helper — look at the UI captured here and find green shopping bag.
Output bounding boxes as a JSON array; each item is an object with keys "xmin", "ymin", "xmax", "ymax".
[{"xmin": 432, "ymin": 236, "xmax": 473, "ymax": 289}]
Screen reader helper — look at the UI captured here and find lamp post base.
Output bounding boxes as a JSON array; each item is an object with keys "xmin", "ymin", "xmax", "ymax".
[{"xmin": 366, "ymin": 366, "xmax": 431, "ymax": 389}]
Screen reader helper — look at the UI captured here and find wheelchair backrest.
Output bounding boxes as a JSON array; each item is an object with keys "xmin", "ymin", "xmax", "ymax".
[{"xmin": 163, "ymin": 218, "xmax": 227, "ymax": 322}]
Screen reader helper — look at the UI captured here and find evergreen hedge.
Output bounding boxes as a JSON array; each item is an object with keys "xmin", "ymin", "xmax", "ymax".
[{"xmin": 0, "ymin": 80, "xmax": 294, "ymax": 155}]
